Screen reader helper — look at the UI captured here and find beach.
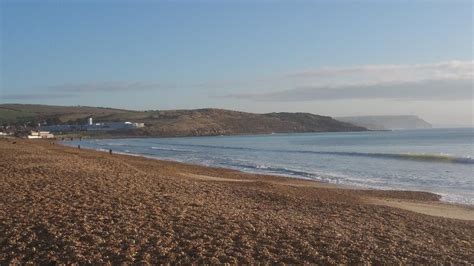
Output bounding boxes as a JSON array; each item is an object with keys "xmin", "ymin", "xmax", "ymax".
[{"xmin": 1, "ymin": 139, "xmax": 473, "ymax": 264}]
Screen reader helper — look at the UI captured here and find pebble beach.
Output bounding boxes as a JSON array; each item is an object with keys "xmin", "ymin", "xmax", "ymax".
[{"xmin": 1, "ymin": 139, "xmax": 473, "ymax": 264}]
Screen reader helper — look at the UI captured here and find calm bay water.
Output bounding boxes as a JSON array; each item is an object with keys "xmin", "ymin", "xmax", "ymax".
[{"xmin": 66, "ymin": 128, "xmax": 474, "ymax": 204}]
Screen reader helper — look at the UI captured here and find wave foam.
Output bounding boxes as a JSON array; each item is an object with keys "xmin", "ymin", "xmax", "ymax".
[
  {"xmin": 296, "ymin": 151, "xmax": 474, "ymax": 164},
  {"xmin": 151, "ymin": 146, "xmax": 193, "ymax": 152}
]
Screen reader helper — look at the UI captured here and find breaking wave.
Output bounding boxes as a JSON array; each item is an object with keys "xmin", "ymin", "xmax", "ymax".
[
  {"xmin": 151, "ymin": 146, "xmax": 194, "ymax": 152},
  {"xmin": 226, "ymin": 162, "xmax": 319, "ymax": 179},
  {"xmin": 147, "ymin": 142, "xmax": 474, "ymax": 164},
  {"xmin": 293, "ymin": 151, "xmax": 474, "ymax": 165}
]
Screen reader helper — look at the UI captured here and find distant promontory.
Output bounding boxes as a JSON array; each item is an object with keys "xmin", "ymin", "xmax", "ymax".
[{"xmin": 336, "ymin": 115, "xmax": 432, "ymax": 130}]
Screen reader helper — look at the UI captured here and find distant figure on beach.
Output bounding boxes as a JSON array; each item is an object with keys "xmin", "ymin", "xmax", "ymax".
[
  {"xmin": 78, "ymin": 145, "xmax": 81, "ymax": 149},
  {"xmin": 70, "ymin": 137, "xmax": 73, "ymax": 141},
  {"xmin": 109, "ymin": 149, "xmax": 112, "ymax": 155}
]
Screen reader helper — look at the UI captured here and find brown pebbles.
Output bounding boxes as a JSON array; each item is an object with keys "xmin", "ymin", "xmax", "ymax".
[{"xmin": 0, "ymin": 139, "xmax": 473, "ymax": 264}]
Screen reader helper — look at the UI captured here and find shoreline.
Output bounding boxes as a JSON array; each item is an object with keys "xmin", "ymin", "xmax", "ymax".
[
  {"xmin": 51, "ymin": 127, "xmax": 474, "ymax": 141},
  {"xmin": 61, "ymin": 139, "xmax": 473, "ymax": 206},
  {"xmin": 55, "ymin": 129, "xmax": 377, "ymax": 140},
  {"xmin": 1, "ymin": 138, "xmax": 473, "ymax": 263}
]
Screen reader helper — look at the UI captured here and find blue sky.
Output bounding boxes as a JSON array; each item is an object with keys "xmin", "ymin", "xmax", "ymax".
[{"xmin": 1, "ymin": 0, "xmax": 473, "ymax": 125}]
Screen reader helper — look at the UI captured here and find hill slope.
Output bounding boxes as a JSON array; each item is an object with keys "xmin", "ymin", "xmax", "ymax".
[
  {"xmin": 336, "ymin": 115, "xmax": 432, "ymax": 130},
  {"xmin": 0, "ymin": 104, "xmax": 366, "ymax": 136}
]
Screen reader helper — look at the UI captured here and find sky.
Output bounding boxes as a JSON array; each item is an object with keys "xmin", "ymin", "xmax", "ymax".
[{"xmin": 1, "ymin": 0, "xmax": 473, "ymax": 126}]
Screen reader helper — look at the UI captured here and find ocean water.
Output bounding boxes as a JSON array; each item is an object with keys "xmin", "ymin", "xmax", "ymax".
[{"xmin": 66, "ymin": 128, "xmax": 474, "ymax": 204}]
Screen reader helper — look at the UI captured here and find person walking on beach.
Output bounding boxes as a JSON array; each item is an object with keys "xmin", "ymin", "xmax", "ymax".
[{"xmin": 109, "ymin": 149, "xmax": 112, "ymax": 155}]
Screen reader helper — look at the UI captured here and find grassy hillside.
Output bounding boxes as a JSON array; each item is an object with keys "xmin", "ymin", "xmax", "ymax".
[
  {"xmin": 0, "ymin": 104, "xmax": 366, "ymax": 136},
  {"xmin": 0, "ymin": 104, "xmax": 133, "ymax": 124}
]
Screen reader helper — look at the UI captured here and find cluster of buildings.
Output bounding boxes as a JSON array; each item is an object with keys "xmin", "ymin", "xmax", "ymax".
[
  {"xmin": 38, "ymin": 117, "xmax": 145, "ymax": 133},
  {"xmin": 84, "ymin": 117, "xmax": 145, "ymax": 131},
  {"xmin": 23, "ymin": 117, "xmax": 145, "ymax": 140}
]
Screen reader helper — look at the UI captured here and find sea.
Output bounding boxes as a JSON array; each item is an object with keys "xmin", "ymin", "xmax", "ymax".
[{"xmin": 65, "ymin": 128, "xmax": 474, "ymax": 205}]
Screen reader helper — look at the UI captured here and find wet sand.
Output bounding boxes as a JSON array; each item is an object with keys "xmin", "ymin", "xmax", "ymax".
[{"xmin": 1, "ymin": 139, "xmax": 473, "ymax": 264}]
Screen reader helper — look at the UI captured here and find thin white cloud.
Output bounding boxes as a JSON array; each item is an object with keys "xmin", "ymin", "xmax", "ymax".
[
  {"xmin": 50, "ymin": 81, "xmax": 174, "ymax": 92},
  {"xmin": 225, "ymin": 78, "xmax": 473, "ymax": 101},
  {"xmin": 1, "ymin": 81, "xmax": 173, "ymax": 101},
  {"xmin": 222, "ymin": 60, "xmax": 474, "ymax": 101},
  {"xmin": 287, "ymin": 60, "xmax": 473, "ymax": 81},
  {"xmin": 1, "ymin": 93, "xmax": 73, "ymax": 100}
]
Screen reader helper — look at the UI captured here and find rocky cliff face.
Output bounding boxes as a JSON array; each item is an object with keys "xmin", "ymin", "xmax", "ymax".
[{"xmin": 336, "ymin": 115, "xmax": 432, "ymax": 130}]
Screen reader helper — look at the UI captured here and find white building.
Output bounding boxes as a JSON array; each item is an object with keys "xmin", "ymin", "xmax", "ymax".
[{"xmin": 28, "ymin": 131, "xmax": 55, "ymax": 139}]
